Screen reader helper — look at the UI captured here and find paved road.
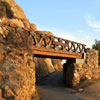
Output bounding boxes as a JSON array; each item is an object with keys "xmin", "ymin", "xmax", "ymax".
[{"xmin": 36, "ymin": 70, "xmax": 85, "ymax": 100}]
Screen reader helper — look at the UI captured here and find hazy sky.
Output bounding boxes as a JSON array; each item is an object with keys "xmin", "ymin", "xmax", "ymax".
[{"xmin": 15, "ymin": 0, "xmax": 100, "ymax": 48}]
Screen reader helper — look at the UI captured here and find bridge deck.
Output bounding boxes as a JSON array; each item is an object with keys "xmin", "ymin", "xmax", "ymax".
[{"xmin": 32, "ymin": 46, "xmax": 83, "ymax": 59}]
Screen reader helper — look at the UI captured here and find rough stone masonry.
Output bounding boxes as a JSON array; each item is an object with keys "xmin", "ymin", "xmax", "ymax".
[
  {"xmin": 63, "ymin": 49, "xmax": 100, "ymax": 87},
  {"xmin": 0, "ymin": 23, "xmax": 36, "ymax": 100}
]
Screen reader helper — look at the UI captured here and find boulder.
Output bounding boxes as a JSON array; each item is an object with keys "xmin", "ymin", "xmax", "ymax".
[{"xmin": 31, "ymin": 24, "xmax": 38, "ymax": 31}]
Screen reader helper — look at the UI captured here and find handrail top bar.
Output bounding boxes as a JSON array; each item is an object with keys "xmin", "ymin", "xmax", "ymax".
[
  {"xmin": 35, "ymin": 31, "xmax": 86, "ymax": 46},
  {"xmin": 54, "ymin": 36, "xmax": 86, "ymax": 46}
]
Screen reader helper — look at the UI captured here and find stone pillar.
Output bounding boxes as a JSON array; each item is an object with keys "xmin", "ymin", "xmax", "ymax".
[
  {"xmin": 63, "ymin": 58, "xmax": 76, "ymax": 87},
  {"xmin": 63, "ymin": 63, "xmax": 74, "ymax": 87}
]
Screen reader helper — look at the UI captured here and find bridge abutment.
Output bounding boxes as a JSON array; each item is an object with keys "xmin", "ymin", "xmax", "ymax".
[{"xmin": 63, "ymin": 49, "xmax": 100, "ymax": 87}]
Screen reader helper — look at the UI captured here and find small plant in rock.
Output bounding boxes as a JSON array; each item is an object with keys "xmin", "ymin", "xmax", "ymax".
[
  {"xmin": 26, "ymin": 49, "xmax": 34, "ymax": 57},
  {"xmin": 92, "ymin": 40, "xmax": 100, "ymax": 65}
]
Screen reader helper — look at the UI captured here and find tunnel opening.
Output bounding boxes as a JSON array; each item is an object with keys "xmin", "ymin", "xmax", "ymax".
[{"xmin": 34, "ymin": 56, "xmax": 64, "ymax": 83}]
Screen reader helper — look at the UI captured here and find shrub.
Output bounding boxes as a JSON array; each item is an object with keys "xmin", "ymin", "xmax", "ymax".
[{"xmin": 92, "ymin": 40, "xmax": 100, "ymax": 65}]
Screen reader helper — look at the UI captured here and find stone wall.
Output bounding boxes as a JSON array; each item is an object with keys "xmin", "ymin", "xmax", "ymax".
[
  {"xmin": 86, "ymin": 49, "xmax": 99, "ymax": 67},
  {"xmin": 0, "ymin": 24, "xmax": 36, "ymax": 100},
  {"xmin": 0, "ymin": 51, "xmax": 36, "ymax": 100},
  {"xmin": 63, "ymin": 49, "xmax": 100, "ymax": 87}
]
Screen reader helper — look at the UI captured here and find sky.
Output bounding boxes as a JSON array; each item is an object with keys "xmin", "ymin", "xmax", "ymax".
[{"xmin": 15, "ymin": 0, "xmax": 100, "ymax": 48}]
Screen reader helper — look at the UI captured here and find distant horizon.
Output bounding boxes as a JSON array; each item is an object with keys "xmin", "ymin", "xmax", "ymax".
[{"xmin": 15, "ymin": 0, "xmax": 100, "ymax": 48}]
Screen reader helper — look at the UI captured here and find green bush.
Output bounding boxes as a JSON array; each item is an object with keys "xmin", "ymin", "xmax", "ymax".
[
  {"xmin": 92, "ymin": 40, "xmax": 100, "ymax": 65},
  {"xmin": 0, "ymin": 1, "xmax": 14, "ymax": 18}
]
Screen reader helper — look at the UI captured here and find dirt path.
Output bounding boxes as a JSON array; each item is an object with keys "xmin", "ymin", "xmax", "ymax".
[
  {"xmin": 36, "ymin": 70, "xmax": 84, "ymax": 100},
  {"xmin": 77, "ymin": 80, "xmax": 100, "ymax": 100}
]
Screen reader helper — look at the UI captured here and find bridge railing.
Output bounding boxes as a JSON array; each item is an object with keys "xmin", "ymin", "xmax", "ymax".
[
  {"xmin": 31, "ymin": 31, "xmax": 86, "ymax": 54},
  {"xmin": 6, "ymin": 24, "xmax": 86, "ymax": 55}
]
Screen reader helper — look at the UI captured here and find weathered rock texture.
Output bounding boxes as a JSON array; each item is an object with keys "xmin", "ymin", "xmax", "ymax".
[
  {"xmin": 34, "ymin": 58, "xmax": 55, "ymax": 80},
  {"xmin": 52, "ymin": 59, "xmax": 62, "ymax": 71},
  {"xmin": 0, "ymin": 24, "xmax": 36, "ymax": 100},
  {"xmin": 86, "ymin": 49, "xmax": 98, "ymax": 67},
  {"xmin": 35, "ymin": 57, "xmax": 63, "ymax": 80},
  {"xmin": 0, "ymin": 0, "xmax": 30, "ymax": 28},
  {"xmin": 1, "ymin": 0, "xmax": 27, "ymax": 19},
  {"xmin": 63, "ymin": 49, "xmax": 100, "ymax": 87}
]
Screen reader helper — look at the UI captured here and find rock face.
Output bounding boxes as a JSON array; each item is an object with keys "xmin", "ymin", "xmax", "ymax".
[
  {"xmin": 30, "ymin": 24, "xmax": 38, "ymax": 31},
  {"xmin": 0, "ymin": 0, "xmax": 30, "ymax": 28},
  {"xmin": 63, "ymin": 49, "xmax": 100, "ymax": 87},
  {"xmin": 34, "ymin": 58, "xmax": 55, "ymax": 80},
  {"xmin": 35, "ymin": 57, "xmax": 63, "ymax": 80},
  {"xmin": 2, "ymin": 0, "xmax": 27, "ymax": 19},
  {"xmin": 52, "ymin": 59, "xmax": 62, "ymax": 71}
]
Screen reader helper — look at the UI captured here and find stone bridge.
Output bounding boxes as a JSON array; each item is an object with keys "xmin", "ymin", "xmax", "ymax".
[{"xmin": 0, "ymin": 23, "xmax": 100, "ymax": 100}]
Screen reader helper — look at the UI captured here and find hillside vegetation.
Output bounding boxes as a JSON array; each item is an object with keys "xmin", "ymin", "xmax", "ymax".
[{"xmin": 92, "ymin": 40, "xmax": 100, "ymax": 65}]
